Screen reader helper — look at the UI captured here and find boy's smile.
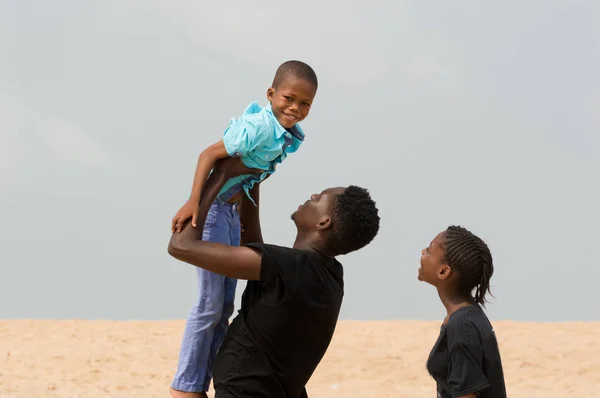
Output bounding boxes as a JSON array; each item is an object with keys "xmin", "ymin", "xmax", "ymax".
[{"xmin": 267, "ymin": 76, "xmax": 317, "ymax": 129}]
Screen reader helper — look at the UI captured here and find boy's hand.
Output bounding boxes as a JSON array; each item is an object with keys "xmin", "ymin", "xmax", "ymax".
[{"xmin": 171, "ymin": 201, "xmax": 199, "ymax": 233}]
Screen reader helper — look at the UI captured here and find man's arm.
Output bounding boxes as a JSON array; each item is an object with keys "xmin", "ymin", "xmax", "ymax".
[
  {"xmin": 168, "ymin": 219, "xmax": 263, "ymax": 280},
  {"xmin": 168, "ymin": 157, "xmax": 266, "ymax": 280},
  {"xmin": 239, "ymin": 182, "xmax": 263, "ymax": 245},
  {"xmin": 186, "ymin": 154, "xmax": 265, "ymax": 239}
]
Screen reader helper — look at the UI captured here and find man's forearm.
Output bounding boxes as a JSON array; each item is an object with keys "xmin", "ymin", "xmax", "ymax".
[
  {"xmin": 240, "ymin": 183, "xmax": 263, "ymax": 245},
  {"xmin": 168, "ymin": 217, "xmax": 222, "ymax": 268},
  {"xmin": 169, "ymin": 217, "xmax": 203, "ymax": 250},
  {"xmin": 194, "ymin": 157, "xmax": 264, "ymax": 235},
  {"xmin": 167, "ymin": 218, "xmax": 262, "ymax": 280},
  {"xmin": 183, "ymin": 155, "xmax": 265, "ymax": 242}
]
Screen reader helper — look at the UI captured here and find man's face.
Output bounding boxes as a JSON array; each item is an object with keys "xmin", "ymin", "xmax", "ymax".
[
  {"xmin": 291, "ymin": 187, "xmax": 346, "ymax": 230},
  {"xmin": 267, "ymin": 76, "xmax": 317, "ymax": 129}
]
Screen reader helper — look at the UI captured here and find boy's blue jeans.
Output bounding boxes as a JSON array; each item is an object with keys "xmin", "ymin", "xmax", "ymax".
[{"xmin": 171, "ymin": 200, "xmax": 240, "ymax": 393}]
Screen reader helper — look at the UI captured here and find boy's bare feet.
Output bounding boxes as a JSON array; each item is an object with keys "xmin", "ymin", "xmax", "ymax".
[{"xmin": 169, "ymin": 386, "xmax": 208, "ymax": 398}]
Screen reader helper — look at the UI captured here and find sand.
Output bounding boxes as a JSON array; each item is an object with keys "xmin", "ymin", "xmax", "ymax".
[{"xmin": 1, "ymin": 320, "xmax": 599, "ymax": 397}]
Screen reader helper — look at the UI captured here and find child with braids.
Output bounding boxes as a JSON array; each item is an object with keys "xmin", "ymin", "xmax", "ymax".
[{"xmin": 419, "ymin": 226, "xmax": 507, "ymax": 398}]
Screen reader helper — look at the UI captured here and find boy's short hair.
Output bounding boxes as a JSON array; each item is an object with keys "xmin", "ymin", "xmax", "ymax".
[
  {"xmin": 327, "ymin": 186, "xmax": 380, "ymax": 255},
  {"xmin": 272, "ymin": 60, "xmax": 318, "ymax": 89}
]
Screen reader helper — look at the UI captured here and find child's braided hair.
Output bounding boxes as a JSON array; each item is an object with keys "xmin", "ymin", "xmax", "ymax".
[{"xmin": 441, "ymin": 225, "xmax": 494, "ymax": 306}]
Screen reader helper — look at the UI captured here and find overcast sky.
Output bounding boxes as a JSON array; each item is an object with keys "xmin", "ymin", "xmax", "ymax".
[{"xmin": 1, "ymin": 0, "xmax": 599, "ymax": 322}]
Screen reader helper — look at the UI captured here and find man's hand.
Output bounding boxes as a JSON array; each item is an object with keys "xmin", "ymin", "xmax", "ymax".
[{"xmin": 168, "ymin": 221, "xmax": 263, "ymax": 280}]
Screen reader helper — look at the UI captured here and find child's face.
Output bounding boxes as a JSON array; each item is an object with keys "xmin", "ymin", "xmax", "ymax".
[
  {"xmin": 418, "ymin": 232, "xmax": 450, "ymax": 285},
  {"xmin": 267, "ymin": 76, "xmax": 317, "ymax": 129}
]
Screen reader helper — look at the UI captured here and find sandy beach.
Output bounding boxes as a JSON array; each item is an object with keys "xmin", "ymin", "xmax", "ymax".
[{"xmin": 1, "ymin": 320, "xmax": 599, "ymax": 397}]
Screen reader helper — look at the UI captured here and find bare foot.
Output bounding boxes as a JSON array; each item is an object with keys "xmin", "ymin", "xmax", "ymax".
[{"xmin": 169, "ymin": 385, "xmax": 208, "ymax": 398}]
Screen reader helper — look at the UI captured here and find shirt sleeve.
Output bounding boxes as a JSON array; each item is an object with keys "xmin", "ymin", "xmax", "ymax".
[
  {"xmin": 245, "ymin": 243, "xmax": 298, "ymax": 290},
  {"xmin": 221, "ymin": 119, "xmax": 262, "ymax": 158},
  {"xmin": 447, "ymin": 340, "xmax": 490, "ymax": 397}
]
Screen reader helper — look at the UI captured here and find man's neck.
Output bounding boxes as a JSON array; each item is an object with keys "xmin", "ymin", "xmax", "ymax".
[{"xmin": 292, "ymin": 234, "xmax": 335, "ymax": 258}]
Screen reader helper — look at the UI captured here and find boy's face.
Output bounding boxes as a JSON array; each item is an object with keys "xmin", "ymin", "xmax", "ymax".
[{"xmin": 267, "ymin": 76, "xmax": 317, "ymax": 129}]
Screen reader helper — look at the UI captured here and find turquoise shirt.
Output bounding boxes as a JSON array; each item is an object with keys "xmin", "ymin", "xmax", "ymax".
[{"xmin": 218, "ymin": 102, "xmax": 305, "ymax": 204}]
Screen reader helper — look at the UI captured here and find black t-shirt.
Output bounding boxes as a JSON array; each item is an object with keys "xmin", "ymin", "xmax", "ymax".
[
  {"xmin": 426, "ymin": 306, "xmax": 507, "ymax": 398},
  {"xmin": 213, "ymin": 243, "xmax": 344, "ymax": 398}
]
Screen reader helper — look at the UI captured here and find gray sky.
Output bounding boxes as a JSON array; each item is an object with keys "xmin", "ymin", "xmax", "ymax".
[{"xmin": 1, "ymin": 0, "xmax": 599, "ymax": 322}]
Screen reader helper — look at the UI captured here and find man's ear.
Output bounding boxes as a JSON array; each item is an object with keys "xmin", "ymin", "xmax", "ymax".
[{"xmin": 316, "ymin": 216, "xmax": 332, "ymax": 230}]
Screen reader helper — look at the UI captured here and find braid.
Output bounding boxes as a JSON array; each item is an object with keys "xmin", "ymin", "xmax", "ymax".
[{"xmin": 442, "ymin": 226, "xmax": 494, "ymax": 306}]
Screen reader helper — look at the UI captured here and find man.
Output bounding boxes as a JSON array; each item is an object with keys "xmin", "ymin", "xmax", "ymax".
[{"xmin": 168, "ymin": 157, "xmax": 380, "ymax": 397}]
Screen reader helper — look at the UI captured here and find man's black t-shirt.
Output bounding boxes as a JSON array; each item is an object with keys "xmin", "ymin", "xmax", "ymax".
[
  {"xmin": 213, "ymin": 243, "xmax": 344, "ymax": 398},
  {"xmin": 426, "ymin": 306, "xmax": 507, "ymax": 398}
]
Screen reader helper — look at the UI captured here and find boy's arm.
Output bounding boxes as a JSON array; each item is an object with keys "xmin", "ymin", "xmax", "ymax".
[
  {"xmin": 172, "ymin": 140, "xmax": 229, "ymax": 232},
  {"xmin": 192, "ymin": 167, "xmax": 229, "ymax": 237},
  {"xmin": 190, "ymin": 140, "xmax": 229, "ymax": 201}
]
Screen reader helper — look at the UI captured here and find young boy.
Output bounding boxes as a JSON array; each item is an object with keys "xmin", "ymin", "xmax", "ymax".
[{"xmin": 169, "ymin": 60, "xmax": 318, "ymax": 397}]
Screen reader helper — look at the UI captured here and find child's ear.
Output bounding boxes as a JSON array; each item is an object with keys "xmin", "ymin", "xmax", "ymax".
[
  {"xmin": 267, "ymin": 87, "xmax": 275, "ymax": 102},
  {"xmin": 438, "ymin": 265, "xmax": 452, "ymax": 280}
]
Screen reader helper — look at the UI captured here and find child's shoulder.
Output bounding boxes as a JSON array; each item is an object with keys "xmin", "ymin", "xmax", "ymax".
[
  {"xmin": 235, "ymin": 101, "xmax": 271, "ymax": 126},
  {"xmin": 445, "ymin": 306, "xmax": 494, "ymax": 345},
  {"xmin": 225, "ymin": 101, "xmax": 284, "ymax": 142}
]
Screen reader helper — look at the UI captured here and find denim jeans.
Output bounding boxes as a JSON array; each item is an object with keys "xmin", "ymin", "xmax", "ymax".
[{"xmin": 171, "ymin": 200, "xmax": 240, "ymax": 392}]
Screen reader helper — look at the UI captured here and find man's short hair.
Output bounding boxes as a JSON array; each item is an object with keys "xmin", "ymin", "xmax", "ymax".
[{"xmin": 327, "ymin": 186, "xmax": 380, "ymax": 255}]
